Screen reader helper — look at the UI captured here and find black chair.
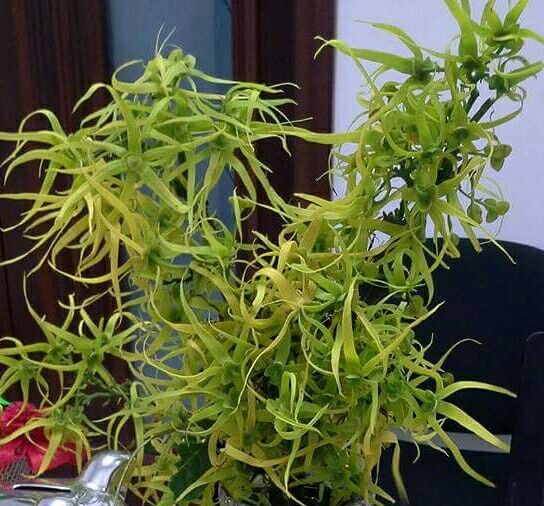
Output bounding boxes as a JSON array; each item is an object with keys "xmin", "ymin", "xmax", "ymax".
[
  {"xmin": 507, "ymin": 330, "xmax": 544, "ymax": 505},
  {"xmin": 380, "ymin": 239, "xmax": 544, "ymax": 505}
]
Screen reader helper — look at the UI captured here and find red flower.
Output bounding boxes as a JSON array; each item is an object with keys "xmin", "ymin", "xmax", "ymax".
[{"xmin": 0, "ymin": 402, "xmax": 76, "ymax": 473}]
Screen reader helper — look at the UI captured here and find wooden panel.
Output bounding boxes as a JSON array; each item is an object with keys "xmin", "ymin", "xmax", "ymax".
[{"xmin": 232, "ymin": 0, "xmax": 336, "ymax": 240}]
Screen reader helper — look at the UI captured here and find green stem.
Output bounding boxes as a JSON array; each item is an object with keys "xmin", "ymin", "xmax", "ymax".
[
  {"xmin": 471, "ymin": 97, "xmax": 498, "ymax": 122},
  {"xmin": 464, "ymin": 88, "xmax": 480, "ymax": 114}
]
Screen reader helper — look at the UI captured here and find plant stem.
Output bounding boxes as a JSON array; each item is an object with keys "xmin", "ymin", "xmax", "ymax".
[
  {"xmin": 464, "ymin": 88, "xmax": 480, "ymax": 114},
  {"xmin": 471, "ymin": 97, "xmax": 497, "ymax": 122}
]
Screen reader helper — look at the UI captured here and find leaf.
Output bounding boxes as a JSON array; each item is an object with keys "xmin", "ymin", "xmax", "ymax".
[
  {"xmin": 503, "ymin": 62, "xmax": 544, "ymax": 87},
  {"xmin": 518, "ymin": 28, "xmax": 544, "ymax": 45},
  {"xmin": 365, "ymin": 22, "xmax": 423, "ymax": 59},
  {"xmin": 391, "ymin": 442, "xmax": 409, "ymax": 504},
  {"xmin": 430, "ymin": 418, "xmax": 495, "ymax": 488},
  {"xmin": 351, "ymin": 48, "xmax": 415, "ymax": 75},
  {"xmin": 437, "ymin": 400, "xmax": 509, "ymax": 452},
  {"xmin": 505, "ymin": 0, "xmax": 529, "ymax": 27},
  {"xmin": 169, "ymin": 440, "xmax": 211, "ymax": 501},
  {"xmin": 481, "ymin": 1, "xmax": 503, "ymax": 33},
  {"xmin": 437, "ymin": 380, "xmax": 516, "ymax": 400},
  {"xmin": 443, "ymin": 0, "xmax": 478, "ymax": 58}
]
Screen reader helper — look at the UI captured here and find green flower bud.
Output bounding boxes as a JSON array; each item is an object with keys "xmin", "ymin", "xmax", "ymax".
[
  {"xmin": 483, "ymin": 198, "xmax": 510, "ymax": 223},
  {"xmin": 491, "ymin": 144, "xmax": 513, "ymax": 171},
  {"xmin": 467, "ymin": 202, "xmax": 483, "ymax": 224}
]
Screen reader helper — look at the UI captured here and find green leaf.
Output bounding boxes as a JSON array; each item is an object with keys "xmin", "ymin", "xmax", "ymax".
[
  {"xmin": 437, "ymin": 400, "xmax": 509, "ymax": 452},
  {"xmin": 366, "ymin": 22, "xmax": 423, "ymax": 59},
  {"xmin": 430, "ymin": 418, "xmax": 495, "ymax": 488},
  {"xmin": 350, "ymin": 48, "xmax": 416, "ymax": 75},
  {"xmin": 169, "ymin": 440, "xmax": 211, "ymax": 501},
  {"xmin": 518, "ymin": 28, "xmax": 544, "ymax": 45},
  {"xmin": 497, "ymin": 61, "xmax": 544, "ymax": 87},
  {"xmin": 443, "ymin": 0, "xmax": 478, "ymax": 58},
  {"xmin": 505, "ymin": 0, "xmax": 529, "ymax": 27},
  {"xmin": 0, "ymin": 395, "xmax": 10, "ymax": 407},
  {"xmin": 482, "ymin": 1, "xmax": 503, "ymax": 33}
]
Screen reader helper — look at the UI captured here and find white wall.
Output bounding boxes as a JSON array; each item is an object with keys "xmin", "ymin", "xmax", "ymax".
[{"xmin": 334, "ymin": 0, "xmax": 544, "ymax": 249}]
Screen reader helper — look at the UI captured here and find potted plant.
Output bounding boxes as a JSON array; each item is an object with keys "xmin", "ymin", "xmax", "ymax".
[{"xmin": 0, "ymin": 1, "xmax": 542, "ymax": 504}]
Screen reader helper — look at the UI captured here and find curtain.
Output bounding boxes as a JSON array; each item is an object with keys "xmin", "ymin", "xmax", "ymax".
[{"xmin": 232, "ymin": 0, "xmax": 336, "ymax": 240}]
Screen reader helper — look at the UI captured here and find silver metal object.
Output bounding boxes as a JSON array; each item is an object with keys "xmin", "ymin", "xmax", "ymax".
[
  {"xmin": 0, "ymin": 459, "xmax": 31, "ymax": 486},
  {"xmin": 0, "ymin": 451, "xmax": 131, "ymax": 506}
]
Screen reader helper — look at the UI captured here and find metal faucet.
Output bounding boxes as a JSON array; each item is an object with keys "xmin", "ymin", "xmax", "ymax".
[{"xmin": 0, "ymin": 452, "xmax": 131, "ymax": 506}]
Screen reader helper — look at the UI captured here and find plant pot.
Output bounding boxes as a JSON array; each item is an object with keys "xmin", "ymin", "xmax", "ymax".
[
  {"xmin": 217, "ymin": 487, "xmax": 367, "ymax": 506},
  {"xmin": 218, "ymin": 499, "xmax": 367, "ymax": 506}
]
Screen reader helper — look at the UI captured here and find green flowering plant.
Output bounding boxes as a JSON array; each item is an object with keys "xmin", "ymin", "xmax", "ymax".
[{"xmin": 0, "ymin": 1, "xmax": 542, "ymax": 505}]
